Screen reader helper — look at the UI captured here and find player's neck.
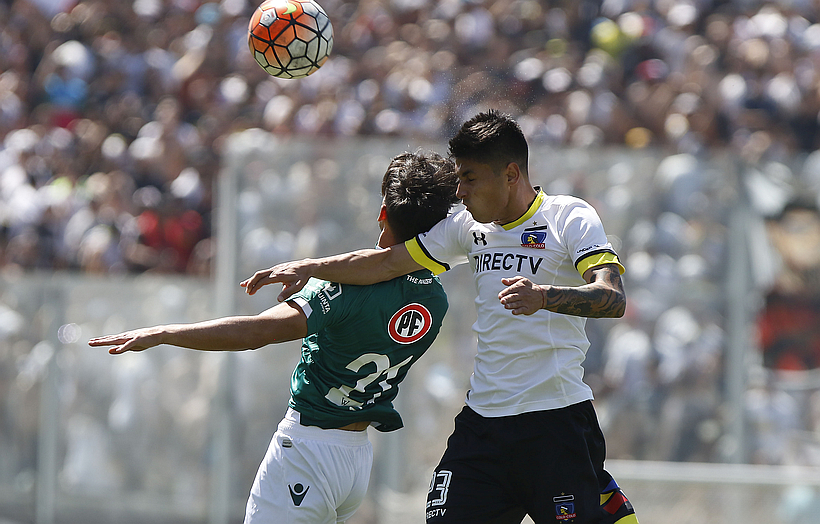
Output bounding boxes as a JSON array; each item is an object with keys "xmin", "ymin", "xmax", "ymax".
[
  {"xmin": 495, "ymin": 185, "xmax": 539, "ymax": 226},
  {"xmin": 377, "ymin": 226, "xmax": 399, "ymax": 248}
]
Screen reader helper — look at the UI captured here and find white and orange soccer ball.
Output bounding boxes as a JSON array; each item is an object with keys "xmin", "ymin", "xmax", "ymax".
[{"xmin": 247, "ymin": 0, "xmax": 334, "ymax": 79}]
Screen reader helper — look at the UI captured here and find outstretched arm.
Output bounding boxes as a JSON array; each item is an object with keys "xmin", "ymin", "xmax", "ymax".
[
  {"xmin": 89, "ymin": 302, "xmax": 307, "ymax": 354},
  {"xmin": 498, "ymin": 264, "xmax": 626, "ymax": 318},
  {"xmin": 241, "ymin": 244, "xmax": 422, "ymax": 302}
]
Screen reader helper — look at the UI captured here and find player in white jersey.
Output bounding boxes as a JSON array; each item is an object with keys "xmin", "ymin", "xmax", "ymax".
[
  {"xmin": 242, "ymin": 110, "xmax": 639, "ymax": 524},
  {"xmin": 406, "ymin": 189, "xmax": 620, "ymax": 416},
  {"xmin": 90, "ymin": 151, "xmax": 460, "ymax": 524}
]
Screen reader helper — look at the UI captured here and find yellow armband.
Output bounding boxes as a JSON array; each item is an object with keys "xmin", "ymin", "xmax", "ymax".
[{"xmin": 576, "ymin": 251, "xmax": 625, "ymax": 276}]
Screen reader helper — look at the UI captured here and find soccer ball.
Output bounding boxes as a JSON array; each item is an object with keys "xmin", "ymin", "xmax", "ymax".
[{"xmin": 248, "ymin": 0, "xmax": 334, "ymax": 79}]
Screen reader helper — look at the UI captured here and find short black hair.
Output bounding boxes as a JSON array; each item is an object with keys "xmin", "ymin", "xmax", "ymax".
[
  {"xmin": 448, "ymin": 109, "xmax": 529, "ymax": 175},
  {"xmin": 381, "ymin": 151, "xmax": 460, "ymax": 242}
]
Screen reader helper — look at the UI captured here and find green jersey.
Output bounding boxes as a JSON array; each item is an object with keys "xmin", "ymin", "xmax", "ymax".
[{"xmin": 287, "ymin": 269, "xmax": 448, "ymax": 432}]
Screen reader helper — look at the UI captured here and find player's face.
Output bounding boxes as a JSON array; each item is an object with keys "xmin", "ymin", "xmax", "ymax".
[{"xmin": 454, "ymin": 158, "xmax": 513, "ymax": 224}]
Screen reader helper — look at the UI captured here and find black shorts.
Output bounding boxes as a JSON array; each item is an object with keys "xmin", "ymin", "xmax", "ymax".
[{"xmin": 426, "ymin": 401, "xmax": 638, "ymax": 524}]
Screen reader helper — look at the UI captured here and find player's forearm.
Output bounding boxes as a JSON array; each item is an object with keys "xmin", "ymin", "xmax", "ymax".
[
  {"xmin": 91, "ymin": 303, "xmax": 306, "ymax": 354},
  {"xmin": 242, "ymin": 244, "xmax": 421, "ymax": 300},
  {"xmin": 158, "ymin": 317, "xmax": 278, "ymax": 351},
  {"xmin": 540, "ymin": 282, "xmax": 626, "ymax": 318},
  {"xmin": 307, "ymin": 247, "xmax": 405, "ymax": 284}
]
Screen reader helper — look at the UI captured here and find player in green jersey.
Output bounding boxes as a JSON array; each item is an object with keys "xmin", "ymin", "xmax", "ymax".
[{"xmin": 89, "ymin": 150, "xmax": 460, "ymax": 524}]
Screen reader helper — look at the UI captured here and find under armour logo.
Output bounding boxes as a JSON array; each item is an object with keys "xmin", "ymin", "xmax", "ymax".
[
  {"xmin": 289, "ymin": 483, "xmax": 310, "ymax": 506},
  {"xmin": 472, "ymin": 232, "xmax": 487, "ymax": 246}
]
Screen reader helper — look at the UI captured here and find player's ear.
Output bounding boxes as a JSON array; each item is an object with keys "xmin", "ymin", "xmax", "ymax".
[
  {"xmin": 378, "ymin": 205, "xmax": 387, "ymax": 222},
  {"xmin": 505, "ymin": 162, "xmax": 522, "ymax": 185}
]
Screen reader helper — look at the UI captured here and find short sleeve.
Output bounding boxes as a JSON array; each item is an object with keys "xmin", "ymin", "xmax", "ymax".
[
  {"xmin": 405, "ymin": 210, "xmax": 471, "ymax": 275},
  {"xmin": 290, "ymin": 279, "xmax": 352, "ymax": 335},
  {"xmin": 560, "ymin": 198, "xmax": 625, "ymax": 276}
]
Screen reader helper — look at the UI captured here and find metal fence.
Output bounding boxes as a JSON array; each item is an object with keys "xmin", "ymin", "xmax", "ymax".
[{"xmin": 2, "ymin": 134, "xmax": 820, "ymax": 523}]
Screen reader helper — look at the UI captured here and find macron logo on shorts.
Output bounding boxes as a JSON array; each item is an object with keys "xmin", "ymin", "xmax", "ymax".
[{"xmin": 288, "ymin": 483, "xmax": 309, "ymax": 506}]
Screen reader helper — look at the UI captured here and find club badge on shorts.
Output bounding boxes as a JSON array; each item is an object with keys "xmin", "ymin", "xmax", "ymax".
[{"xmin": 554, "ymin": 494, "xmax": 576, "ymax": 521}]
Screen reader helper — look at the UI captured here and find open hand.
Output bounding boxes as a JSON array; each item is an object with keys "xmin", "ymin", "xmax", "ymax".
[
  {"xmin": 89, "ymin": 328, "xmax": 161, "ymax": 354},
  {"xmin": 240, "ymin": 260, "xmax": 313, "ymax": 302}
]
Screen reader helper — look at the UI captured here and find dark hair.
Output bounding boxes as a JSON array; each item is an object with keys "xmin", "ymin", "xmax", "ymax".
[
  {"xmin": 448, "ymin": 109, "xmax": 529, "ymax": 175},
  {"xmin": 381, "ymin": 151, "xmax": 460, "ymax": 242}
]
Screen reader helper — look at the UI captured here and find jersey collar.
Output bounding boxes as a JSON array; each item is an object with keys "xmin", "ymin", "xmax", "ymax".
[{"xmin": 500, "ymin": 188, "xmax": 544, "ymax": 231}]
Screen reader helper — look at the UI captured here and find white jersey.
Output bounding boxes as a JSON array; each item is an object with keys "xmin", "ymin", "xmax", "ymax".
[{"xmin": 406, "ymin": 189, "xmax": 624, "ymax": 417}]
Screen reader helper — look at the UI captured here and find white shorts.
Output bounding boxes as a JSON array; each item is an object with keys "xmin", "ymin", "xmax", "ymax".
[{"xmin": 244, "ymin": 408, "xmax": 373, "ymax": 524}]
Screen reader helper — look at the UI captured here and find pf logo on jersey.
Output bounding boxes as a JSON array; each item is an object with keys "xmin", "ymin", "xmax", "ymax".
[{"xmin": 388, "ymin": 303, "xmax": 432, "ymax": 344}]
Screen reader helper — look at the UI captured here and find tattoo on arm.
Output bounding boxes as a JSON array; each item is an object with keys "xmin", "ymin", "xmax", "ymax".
[{"xmin": 542, "ymin": 265, "xmax": 626, "ymax": 318}]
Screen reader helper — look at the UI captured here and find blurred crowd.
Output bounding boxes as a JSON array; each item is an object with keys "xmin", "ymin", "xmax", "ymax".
[
  {"xmin": 3, "ymin": 0, "xmax": 820, "ymax": 273},
  {"xmin": 2, "ymin": 0, "xmax": 820, "ymax": 500}
]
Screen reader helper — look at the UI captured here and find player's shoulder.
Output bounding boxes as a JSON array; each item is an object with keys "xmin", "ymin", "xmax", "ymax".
[
  {"xmin": 390, "ymin": 271, "xmax": 447, "ymax": 304},
  {"xmin": 438, "ymin": 204, "xmax": 473, "ymax": 227},
  {"xmin": 415, "ymin": 204, "xmax": 475, "ymax": 244},
  {"xmin": 539, "ymin": 194, "xmax": 600, "ymax": 222},
  {"xmin": 299, "ymin": 277, "xmax": 334, "ymax": 296},
  {"xmin": 357, "ymin": 270, "xmax": 445, "ymax": 297},
  {"xmin": 542, "ymin": 193, "xmax": 592, "ymax": 208}
]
